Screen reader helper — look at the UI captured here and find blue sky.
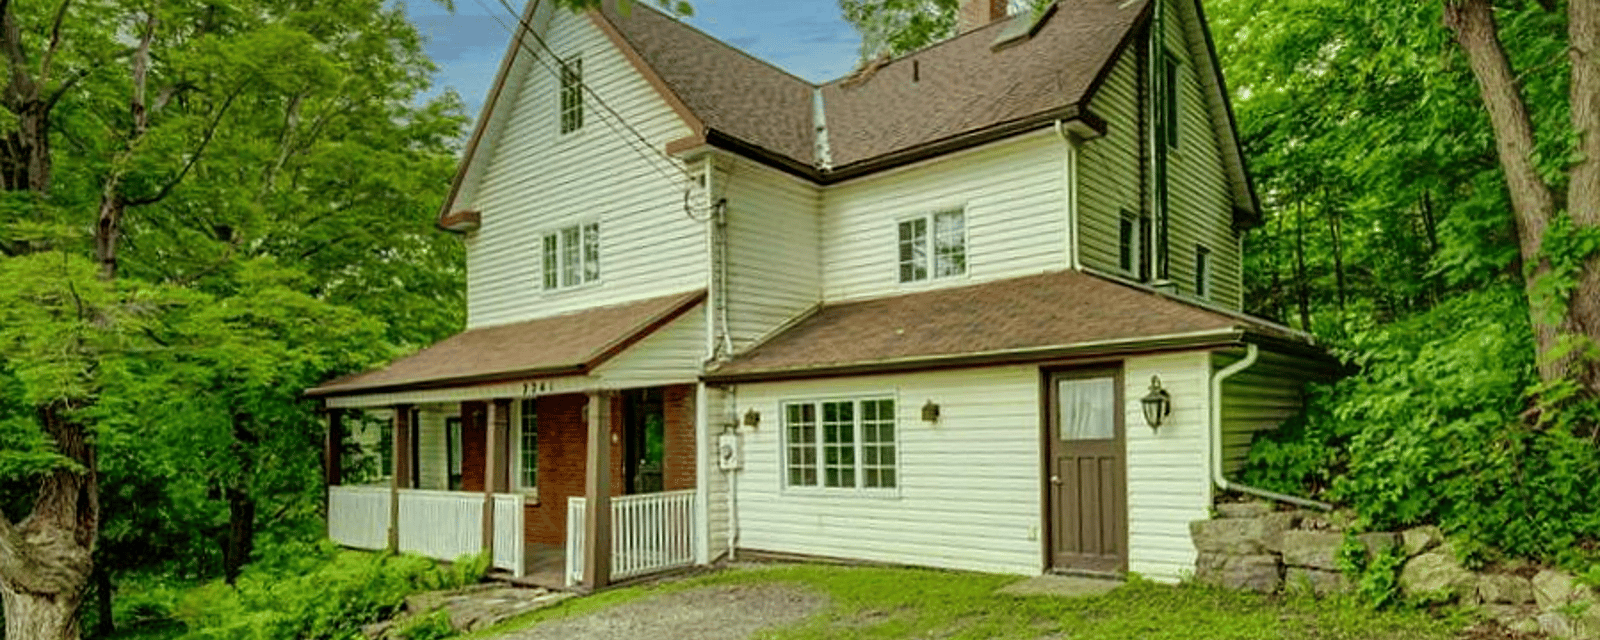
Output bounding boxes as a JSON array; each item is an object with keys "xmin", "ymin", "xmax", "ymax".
[{"xmin": 401, "ymin": 0, "xmax": 864, "ymax": 119}]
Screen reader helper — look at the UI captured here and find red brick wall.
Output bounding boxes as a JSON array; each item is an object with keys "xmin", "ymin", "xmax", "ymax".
[
  {"xmin": 663, "ymin": 385, "xmax": 696, "ymax": 491},
  {"xmin": 519, "ymin": 386, "xmax": 699, "ymax": 547}
]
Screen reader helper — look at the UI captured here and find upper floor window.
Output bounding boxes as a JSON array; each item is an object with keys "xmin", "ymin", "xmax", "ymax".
[
  {"xmin": 1195, "ymin": 244, "xmax": 1211, "ymax": 298},
  {"xmin": 897, "ymin": 209, "xmax": 966, "ymax": 283},
  {"xmin": 559, "ymin": 55, "xmax": 584, "ymax": 134},
  {"xmin": 542, "ymin": 222, "xmax": 600, "ymax": 290},
  {"xmin": 1118, "ymin": 209, "xmax": 1151, "ymax": 280},
  {"xmin": 784, "ymin": 398, "xmax": 897, "ymax": 490},
  {"xmin": 1160, "ymin": 50, "xmax": 1180, "ymax": 149},
  {"xmin": 515, "ymin": 400, "xmax": 538, "ymax": 493}
]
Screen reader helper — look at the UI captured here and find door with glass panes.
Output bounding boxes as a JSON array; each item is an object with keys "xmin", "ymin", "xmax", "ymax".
[{"xmin": 1047, "ymin": 369, "xmax": 1127, "ymax": 573}]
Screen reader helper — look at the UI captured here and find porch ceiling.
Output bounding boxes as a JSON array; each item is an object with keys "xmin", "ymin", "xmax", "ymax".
[{"xmin": 308, "ymin": 289, "xmax": 705, "ymax": 398}]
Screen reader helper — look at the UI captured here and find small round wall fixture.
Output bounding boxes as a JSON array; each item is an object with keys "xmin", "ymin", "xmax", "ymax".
[{"xmin": 1141, "ymin": 375, "xmax": 1172, "ymax": 430}]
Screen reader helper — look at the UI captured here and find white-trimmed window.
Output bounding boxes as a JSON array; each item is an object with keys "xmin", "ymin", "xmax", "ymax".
[
  {"xmin": 559, "ymin": 55, "xmax": 583, "ymax": 134},
  {"xmin": 1195, "ymin": 244, "xmax": 1212, "ymax": 298},
  {"xmin": 1160, "ymin": 50, "xmax": 1180, "ymax": 149},
  {"xmin": 514, "ymin": 400, "xmax": 539, "ymax": 493},
  {"xmin": 897, "ymin": 209, "xmax": 966, "ymax": 283},
  {"xmin": 783, "ymin": 398, "xmax": 896, "ymax": 490},
  {"xmin": 541, "ymin": 222, "xmax": 599, "ymax": 289}
]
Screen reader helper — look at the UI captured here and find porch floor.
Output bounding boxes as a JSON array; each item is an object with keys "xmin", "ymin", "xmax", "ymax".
[{"xmin": 493, "ymin": 543, "xmax": 568, "ymax": 590}]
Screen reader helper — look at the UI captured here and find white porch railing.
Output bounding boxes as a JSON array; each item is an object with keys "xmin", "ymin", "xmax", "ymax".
[
  {"xmin": 328, "ymin": 485, "xmax": 391, "ymax": 551},
  {"xmin": 566, "ymin": 490, "xmax": 698, "ymax": 586},
  {"xmin": 329, "ymin": 487, "xmax": 525, "ymax": 575},
  {"xmin": 493, "ymin": 494, "xmax": 525, "ymax": 576},
  {"xmin": 397, "ymin": 489, "xmax": 484, "ymax": 562}
]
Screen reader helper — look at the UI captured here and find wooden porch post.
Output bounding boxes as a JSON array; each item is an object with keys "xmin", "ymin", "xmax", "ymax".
[
  {"xmin": 482, "ymin": 398, "xmax": 511, "ymax": 552},
  {"xmin": 388, "ymin": 405, "xmax": 413, "ymax": 552},
  {"xmin": 323, "ymin": 408, "xmax": 343, "ymax": 487},
  {"xmin": 583, "ymin": 390, "xmax": 613, "ymax": 590}
]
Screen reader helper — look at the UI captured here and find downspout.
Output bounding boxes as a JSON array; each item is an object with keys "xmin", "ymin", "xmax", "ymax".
[
  {"xmin": 1054, "ymin": 120, "xmax": 1083, "ymax": 271},
  {"xmin": 1209, "ymin": 343, "xmax": 1332, "ymax": 510}
]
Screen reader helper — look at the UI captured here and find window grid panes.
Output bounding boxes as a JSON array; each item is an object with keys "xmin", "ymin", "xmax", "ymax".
[
  {"xmin": 821, "ymin": 401, "xmax": 855, "ymax": 488},
  {"xmin": 518, "ymin": 400, "xmax": 538, "ymax": 491},
  {"xmin": 785, "ymin": 404, "xmax": 817, "ymax": 487},
  {"xmin": 898, "ymin": 210, "xmax": 965, "ymax": 283},
  {"xmin": 560, "ymin": 56, "xmax": 583, "ymax": 134},
  {"xmin": 543, "ymin": 223, "xmax": 599, "ymax": 290},
  {"xmin": 861, "ymin": 400, "xmax": 895, "ymax": 489},
  {"xmin": 932, "ymin": 210, "xmax": 966, "ymax": 278},
  {"xmin": 897, "ymin": 218, "xmax": 927, "ymax": 283},
  {"xmin": 783, "ymin": 399, "xmax": 896, "ymax": 490}
]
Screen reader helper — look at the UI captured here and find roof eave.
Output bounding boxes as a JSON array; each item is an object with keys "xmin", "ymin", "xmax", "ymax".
[{"xmin": 704, "ymin": 327, "xmax": 1245, "ymax": 384}]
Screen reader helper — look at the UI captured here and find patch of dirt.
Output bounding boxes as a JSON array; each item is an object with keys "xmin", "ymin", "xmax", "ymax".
[{"xmin": 498, "ymin": 584, "xmax": 827, "ymax": 640}]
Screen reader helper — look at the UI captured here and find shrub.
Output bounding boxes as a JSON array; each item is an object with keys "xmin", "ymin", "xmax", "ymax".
[
  {"xmin": 1239, "ymin": 287, "xmax": 1600, "ymax": 564},
  {"xmin": 173, "ymin": 540, "xmax": 486, "ymax": 640}
]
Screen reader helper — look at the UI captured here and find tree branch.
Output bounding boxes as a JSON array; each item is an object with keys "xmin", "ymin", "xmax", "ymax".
[
  {"xmin": 42, "ymin": 66, "xmax": 87, "ymax": 112},
  {"xmin": 125, "ymin": 84, "xmax": 243, "ymax": 207},
  {"xmin": 38, "ymin": 0, "xmax": 72, "ymax": 86}
]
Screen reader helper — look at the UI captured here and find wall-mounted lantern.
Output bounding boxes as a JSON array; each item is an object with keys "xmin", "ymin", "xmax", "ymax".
[
  {"xmin": 742, "ymin": 407, "xmax": 761, "ymax": 428},
  {"xmin": 1141, "ymin": 375, "xmax": 1172, "ymax": 430},
  {"xmin": 921, "ymin": 400, "xmax": 941, "ymax": 423}
]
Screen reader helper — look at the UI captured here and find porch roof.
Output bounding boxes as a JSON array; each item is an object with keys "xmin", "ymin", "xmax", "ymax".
[
  {"xmin": 308, "ymin": 289, "xmax": 706, "ymax": 398},
  {"xmin": 705, "ymin": 270, "xmax": 1316, "ymax": 382}
]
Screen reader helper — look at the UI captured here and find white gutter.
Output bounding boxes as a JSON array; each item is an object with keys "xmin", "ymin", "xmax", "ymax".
[
  {"xmin": 1054, "ymin": 120, "xmax": 1083, "ymax": 270},
  {"xmin": 1209, "ymin": 343, "xmax": 1332, "ymax": 510}
]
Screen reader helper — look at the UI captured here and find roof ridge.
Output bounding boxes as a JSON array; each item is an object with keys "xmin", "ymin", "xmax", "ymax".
[{"xmin": 821, "ymin": 7, "xmax": 1030, "ymax": 88}]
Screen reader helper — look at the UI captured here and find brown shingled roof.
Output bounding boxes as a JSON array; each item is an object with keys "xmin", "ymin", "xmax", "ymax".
[
  {"xmin": 308, "ymin": 290, "xmax": 705, "ymax": 397},
  {"xmin": 598, "ymin": 3, "xmax": 817, "ymax": 167},
  {"xmin": 821, "ymin": 0, "xmax": 1147, "ymax": 170},
  {"xmin": 706, "ymin": 271, "xmax": 1305, "ymax": 381}
]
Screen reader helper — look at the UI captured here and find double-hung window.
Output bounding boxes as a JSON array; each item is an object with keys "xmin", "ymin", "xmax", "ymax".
[
  {"xmin": 898, "ymin": 209, "xmax": 966, "ymax": 283},
  {"xmin": 541, "ymin": 222, "xmax": 599, "ymax": 290},
  {"xmin": 515, "ymin": 400, "xmax": 538, "ymax": 494},
  {"xmin": 783, "ymin": 398, "xmax": 897, "ymax": 491},
  {"xmin": 559, "ymin": 55, "xmax": 583, "ymax": 134}
]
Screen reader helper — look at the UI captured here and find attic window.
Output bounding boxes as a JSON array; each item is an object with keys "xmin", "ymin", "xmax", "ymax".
[{"xmin": 559, "ymin": 55, "xmax": 584, "ymax": 134}]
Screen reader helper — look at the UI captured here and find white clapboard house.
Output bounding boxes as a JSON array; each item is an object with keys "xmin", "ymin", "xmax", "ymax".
[{"xmin": 308, "ymin": 0, "xmax": 1334, "ymax": 590}]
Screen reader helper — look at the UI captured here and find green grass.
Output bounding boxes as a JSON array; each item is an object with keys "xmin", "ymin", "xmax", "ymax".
[{"xmin": 467, "ymin": 564, "xmax": 1470, "ymax": 640}]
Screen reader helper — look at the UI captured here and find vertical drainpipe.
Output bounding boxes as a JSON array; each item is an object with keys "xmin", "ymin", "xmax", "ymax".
[
  {"xmin": 1209, "ymin": 343, "xmax": 1332, "ymax": 510},
  {"xmin": 1054, "ymin": 120, "xmax": 1083, "ymax": 271}
]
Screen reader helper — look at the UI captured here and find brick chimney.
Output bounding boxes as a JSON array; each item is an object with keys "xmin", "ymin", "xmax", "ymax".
[{"xmin": 957, "ymin": 0, "xmax": 1008, "ymax": 34}]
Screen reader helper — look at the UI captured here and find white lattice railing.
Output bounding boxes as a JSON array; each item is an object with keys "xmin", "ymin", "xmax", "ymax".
[
  {"xmin": 566, "ymin": 490, "xmax": 698, "ymax": 586},
  {"xmin": 493, "ymin": 494, "xmax": 525, "ymax": 576},
  {"xmin": 328, "ymin": 485, "xmax": 391, "ymax": 551}
]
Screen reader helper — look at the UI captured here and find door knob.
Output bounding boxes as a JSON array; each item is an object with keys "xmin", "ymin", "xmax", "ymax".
[{"xmin": 1050, "ymin": 475, "xmax": 1062, "ymax": 485}]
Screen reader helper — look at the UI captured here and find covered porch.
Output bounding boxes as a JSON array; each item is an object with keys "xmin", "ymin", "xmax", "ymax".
[{"xmin": 307, "ymin": 291, "xmax": 710, "ymax": 590}]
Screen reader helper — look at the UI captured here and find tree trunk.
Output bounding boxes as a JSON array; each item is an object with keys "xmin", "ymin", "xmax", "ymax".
[
  {"xmin": 222, "ymin": 487, "xmax": 255, "ymax": 585},
  {"xmin": 1324, "ymin": 199, "xmax": 1347, "ymax": 313},
  {"xmin": 1445, "ymin": 0, "xmax": 1575, "ymax": 386},
  {"xmin": 1566, "ymin": 0, "xmax": 1600, "ymax": 395},
  {"xmin": 1295, "ymin": 201, "xmax": 1312, "ymax": 331},
  {"xmin": 92, "ymin": 562, "xmax": 111, "ymax": 638},
  {"xmin": 1, "ymin": 583, "xmax": 83, "ymax": 640}
]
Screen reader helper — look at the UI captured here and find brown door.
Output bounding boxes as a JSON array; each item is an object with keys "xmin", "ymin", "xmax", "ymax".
[{"xmin": 1047, "ymin": 369, "xmax": 1127, "ymax": 574}]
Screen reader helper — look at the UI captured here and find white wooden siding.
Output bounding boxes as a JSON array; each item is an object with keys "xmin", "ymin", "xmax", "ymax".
[
  {"xmin": 1078, "ymin": 48, "xmax": 1141, "ymax": 275},
  {"xmin": 730, "ymin": 366, "xmax": 1044, "ymax": 575},
  {"xmin": 463, "ymin": 10, "xmax": 704, "ymax": 329},
  {"xmin": 415, "ymin": 406, "xmax": 455, "ymax": 491},
  {"xmin": 1123, "ymin": 351, "xmax": 1212, "ymax": 583},
  {"xmin": 1216, "ymin": 348, "xmax": 1319, "ymax": 473},
  {"xmin": 1164, "ymin": 0, "xmax": 1243, "ymax": 308},
  {"xmin": 593, "ymin": 302, "xmax": 707, "ymax": 387},
  {"xmin": 703, "ymin": 385, "xmax": 731, "ymax": 559},
  {"xmin": 820, "ymin": 133, "xmax": 1067, "ymax": 303},
  {"xmin": 723, "ymin": 157, "xmax": 822, "ymax": 352}
]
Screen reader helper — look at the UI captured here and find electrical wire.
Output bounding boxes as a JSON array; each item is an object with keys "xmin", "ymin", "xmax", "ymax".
[{"xmin": 472, "ymin": 0, "xmax": 697, "ymax": 184}]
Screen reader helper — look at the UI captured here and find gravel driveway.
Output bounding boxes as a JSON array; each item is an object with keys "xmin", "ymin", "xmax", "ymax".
[{"xmin": 495, "ymin": 583, "xmax": 828, "ymax": 640}]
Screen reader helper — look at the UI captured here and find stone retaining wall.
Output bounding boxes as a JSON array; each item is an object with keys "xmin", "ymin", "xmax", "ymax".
[{"xmin": 1191, "ymin": 501, "xmax": 1599, "ymax": 639}]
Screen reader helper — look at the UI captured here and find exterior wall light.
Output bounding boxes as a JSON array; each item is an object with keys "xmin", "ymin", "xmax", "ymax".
[
  {"xmin": 921, "ymin": 400, "xmax": 940, "ymax": 423},
  {"xmin": 742, "ymin": 407, "xmax": 761, "ymax": 428},
  {"xmin": 1141, "ymin": 375, "xmax": 1172, "ymax": 430}
]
